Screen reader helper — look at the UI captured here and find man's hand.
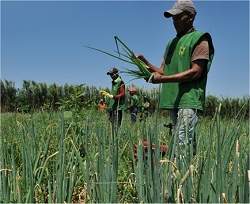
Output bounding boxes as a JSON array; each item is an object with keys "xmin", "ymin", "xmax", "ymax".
[
  {"xmin": 149, "ymin": 72, "xmax": 163, "ymax": 84},
  {"xmin": 136, "ymin": 54, "xmax": 149, "ymax": 65},
  {"xmin": 136, "ymin": 54, "xmax": 164, "ymax": 74}
]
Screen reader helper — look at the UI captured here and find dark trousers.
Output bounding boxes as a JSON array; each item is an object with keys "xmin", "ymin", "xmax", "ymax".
[
  {"xmin": 109, "ymin": 109, "xmax": 123, "ymax": 127},
  {"xmin": 130, "ymin": 107, "xmax": 138, "ymax": 123}
]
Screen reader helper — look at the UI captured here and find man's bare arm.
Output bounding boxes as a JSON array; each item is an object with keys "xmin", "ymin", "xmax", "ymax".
[{"xmin": 152, "ymin": 59, "xmax": 207, "ymax": 83}]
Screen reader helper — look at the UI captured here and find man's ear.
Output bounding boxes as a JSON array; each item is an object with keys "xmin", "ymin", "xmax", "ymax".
[
  {"xmin": 188, "ymin": 16, "xmax": 194, "ymax": 23},
  {"xmin": 189, "ymin": 14, "xmax": 196, "ymax": 23}
]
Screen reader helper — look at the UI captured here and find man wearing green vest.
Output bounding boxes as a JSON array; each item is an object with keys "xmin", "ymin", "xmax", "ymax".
[
  {"xmin": 128, "ymin": 86, "xmax": 140, "ymax": 123},
  {"xmin": 106, "ymin": 67, "xmax": 125, "ymax": 127},
  {"xmin": 137, "ymin": 0, "xmax": 214, "ymax": 154}
]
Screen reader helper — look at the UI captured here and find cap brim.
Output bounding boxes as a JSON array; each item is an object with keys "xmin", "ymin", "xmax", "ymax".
[
  {"xmin": 107, "ymin": 72, "xmax": 118, "ymax": 75},
  {"xmin": 164, "ymin": 8, "xmax": 183, "ymax": 18}
]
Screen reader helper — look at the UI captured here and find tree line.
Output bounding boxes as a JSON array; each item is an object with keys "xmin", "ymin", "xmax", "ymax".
[{"xmin": 1, "ymin": 80, "xmax": 249, "ymax": 119}]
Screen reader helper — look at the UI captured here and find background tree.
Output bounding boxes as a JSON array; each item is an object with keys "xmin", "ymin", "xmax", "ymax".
[{"xmin": 0, "ymin": 79, "xmax": 249, "ymax": 119}]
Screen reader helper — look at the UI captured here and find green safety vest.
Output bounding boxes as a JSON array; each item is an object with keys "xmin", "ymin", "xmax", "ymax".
[
  {"xmin": 160, "ymin": 31, "xmax": 214, "ymax": 111},
  {"xmin": 130, "ymin": 94, "xmax": 139, "ymax": 107}
]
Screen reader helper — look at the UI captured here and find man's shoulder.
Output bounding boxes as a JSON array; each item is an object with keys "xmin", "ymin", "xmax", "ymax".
[
  {"xmin": 134, "ymin": 94, "xmax": 139, "ymax": 99},
  {"xmin": 193, "ymin": 31, "xmax": 213, "ymax": 41},
  {"xmin": 188, "ymin": 31, "xmax": 206, "ymax": 38},
  {"xmin": 193, "ymin": 31, "xmax": 214, "ymax": 54}
]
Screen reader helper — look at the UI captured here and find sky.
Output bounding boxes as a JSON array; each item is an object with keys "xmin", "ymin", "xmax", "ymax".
[{"xmin": 1, "ymin": 0, "xmax": 249, "ymax": 97}]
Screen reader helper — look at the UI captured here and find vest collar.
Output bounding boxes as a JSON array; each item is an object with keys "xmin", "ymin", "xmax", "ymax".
[{"xmin": 112, "ymin": 76, "xmax": 122, "ymax": 85}]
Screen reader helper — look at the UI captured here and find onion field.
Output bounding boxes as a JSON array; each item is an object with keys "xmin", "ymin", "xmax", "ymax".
[{"xmin": 0, "ymin": 108, "xmax": 249, "ymax": 203}]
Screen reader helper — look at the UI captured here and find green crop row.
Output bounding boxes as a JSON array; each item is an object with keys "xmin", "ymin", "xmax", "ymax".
[{"xmin": 0, "ymin": 108, "xmax": 249, "ymax": 203}]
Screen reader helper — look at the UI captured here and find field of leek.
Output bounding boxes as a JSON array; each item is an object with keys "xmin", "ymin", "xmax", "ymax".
[{"xmin": 0, "ymin": 108, "xmax": 249, "ymax": 203}]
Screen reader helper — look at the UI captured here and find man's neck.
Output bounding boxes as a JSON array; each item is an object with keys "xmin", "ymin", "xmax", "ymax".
[{"xmin": 177, "ymin": 27, "xmax": 195, "ymax": 38}]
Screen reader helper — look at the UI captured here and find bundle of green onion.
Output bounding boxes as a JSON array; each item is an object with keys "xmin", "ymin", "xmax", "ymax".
[{"xmin": 85, "ymin": 36, "xmax": 153, "ymax": 82}]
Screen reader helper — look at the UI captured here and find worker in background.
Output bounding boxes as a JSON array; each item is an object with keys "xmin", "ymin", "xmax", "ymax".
[
  {"xmin": 106, "ymin": 67, "xmax": 125, "ymax": 127},
  {"xmin": 140, "ymin": 95, "xmax": 151, "ymax": 121},
  {"xmin": 98, "ymin": 98, "xmax": 107, "ymax": 112},
  {"xmin": 128, "ymin": 86, "xmax": 140, "ymax": 123}
]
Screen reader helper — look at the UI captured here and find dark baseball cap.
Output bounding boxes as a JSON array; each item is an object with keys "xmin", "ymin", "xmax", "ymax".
[
  {"xmin": 107, "ymin": 67, "xmax": 119, "ymax": 75},
  {"xmin": 164, "ymin": 0, "xmax": 196, "ymax": 18}
]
